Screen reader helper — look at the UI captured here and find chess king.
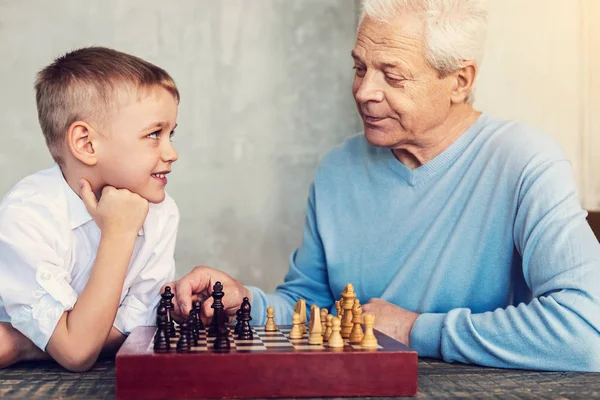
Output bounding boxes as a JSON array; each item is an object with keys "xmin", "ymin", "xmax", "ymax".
[{"xmin": 168, "ymin": 0, "xmax": 600, "ymax": 372}]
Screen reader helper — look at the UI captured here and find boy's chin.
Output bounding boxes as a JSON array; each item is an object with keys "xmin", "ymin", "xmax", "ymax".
[{"xmin": 139, "ymin": 190, "xmax": 166, "ymax": 204}]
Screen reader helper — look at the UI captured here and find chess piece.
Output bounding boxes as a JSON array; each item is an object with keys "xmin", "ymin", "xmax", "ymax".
[
  {"xmin": 341, "ymin": 283, "xmax": 356, "ymax": 338},
  {"xmin": 323, "ymin": 314, "xmax": 333, "ymax": 341},
  {"xmin": 192, "ymin": 300, "xmax": 205, "ymax": 330},
  {"xmin": 208, "ymin": 281, "xmax": 225, "ymax": 337},
  {"xmin": 361, "ymin": 314, "xmax": 378, "ymax": 349},
  {"xmin": 187, "ymin": 315, "xmax": 199, "ymax": 346},
  {"xmin": 176, "ymin": 321, "xmax": 191, "ymax": 353},
  {"xmin": 213, "ymin": 323, "xmax": 231, "ymax": 351},
  {"xmin": 161, "ymin": 287, "xmax": 177, "ymax": 337},
  {"xmin": 154, "ymin": 304, "xmax": 170, "ymax": 352},
  {"xmin": 335, "ymin": 300, "xmax": 342, "ymax": 320},
  {"xmin": 294, "ymin": 298, "xmax": 307, "ymax": 335},
  {"xmin": 289, "ymin": 312, "xmax": 303, "ymax": 339},
  {"xmin": 320, "ymin": 308, "xmax": 328, "ymax": 336},
  {"xmin": 349, "ymin": 299, "xmax": 364, "ymax": 344},
  {"xmin": 234, "ymin": 309, "xmax": 243, "ymax": 335},
  {"xmin": 327, "ymin": 317, "xmax": 344, "ymax": 348},
  {"xmin": 265, "ymin": 306, "xmax": 277, "ymax": 331},
  {"xmin": 308, "ymin": 306, "xmax": 323, "ymax": 345},
  {"xmin": 237, "ymin": 297, "xmax": 253, "ymax": 340}
]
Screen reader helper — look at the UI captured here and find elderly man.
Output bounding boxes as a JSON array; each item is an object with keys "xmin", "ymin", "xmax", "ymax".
[{"xmin": 171, "ymin": 0, "xmax": 600, "ymax": 372}]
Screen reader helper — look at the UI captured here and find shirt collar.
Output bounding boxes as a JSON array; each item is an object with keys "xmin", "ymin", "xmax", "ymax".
[{"xmin": 56, "ymin": 166, "xmax": 145, "ymax": 236}]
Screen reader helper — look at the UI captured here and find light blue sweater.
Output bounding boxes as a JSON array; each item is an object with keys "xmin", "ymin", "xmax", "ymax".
[{"xmin": 248, "ymin": 113, "xmax": 600, "ymax": 371}]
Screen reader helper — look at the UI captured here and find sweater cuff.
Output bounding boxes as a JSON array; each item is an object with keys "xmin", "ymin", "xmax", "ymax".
[
  {"xmin": 410, "ymin": 312, "xmax": 446, "ymax": 359},
  {"xmin": 246, "ymin": 286, "xmax": 267, "ymax": 325}
]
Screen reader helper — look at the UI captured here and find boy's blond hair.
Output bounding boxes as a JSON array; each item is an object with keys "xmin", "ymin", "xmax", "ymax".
[{"xmin": 35, "ymin": 46, "xmax": 180, "ymax": 165}]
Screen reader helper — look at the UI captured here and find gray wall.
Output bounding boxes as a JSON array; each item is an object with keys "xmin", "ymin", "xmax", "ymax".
[{"xmin": 0, "ymin": 1, "xmax": 362, "ymax": 291}]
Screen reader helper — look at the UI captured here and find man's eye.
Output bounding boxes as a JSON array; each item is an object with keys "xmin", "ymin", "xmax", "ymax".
[
  {"xmin": 353, "ymin": 66, "xmax": 366, "ymax": 77},
  {"xmin": 386, "ymin": 75, "xmax": 405, "ymax": 84}
]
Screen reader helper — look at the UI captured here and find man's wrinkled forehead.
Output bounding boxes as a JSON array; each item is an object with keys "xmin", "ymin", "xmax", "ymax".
[{"xmin": 353, "ymin": 15, "xmax": 425, "ymax": 66}]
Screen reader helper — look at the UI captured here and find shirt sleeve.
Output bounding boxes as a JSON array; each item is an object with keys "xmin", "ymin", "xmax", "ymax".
[
  {"xmin": 0, "ymin": 203, "xmax": 78, "ymax": 350},
  {"xmin": 113, "ymin": 196, "xmax": 179, "ymax": 335},
  {"xmin": 249, "ymin": 184, "xmax": 335, "ymax": 325},
  {"xmin": 410, "ymin": 155, "xmax": 600, "ymax": 371}
]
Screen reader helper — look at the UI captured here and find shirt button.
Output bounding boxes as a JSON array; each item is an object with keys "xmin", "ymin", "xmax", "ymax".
[{"xmin": 40, "ymin": 272, "xmax": 51, "ymax": 281}]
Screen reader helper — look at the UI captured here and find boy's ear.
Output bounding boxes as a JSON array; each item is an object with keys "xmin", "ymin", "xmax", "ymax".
[{"xmin": 67, "ymin": 121, "xmax": 98, "ymax": 166}]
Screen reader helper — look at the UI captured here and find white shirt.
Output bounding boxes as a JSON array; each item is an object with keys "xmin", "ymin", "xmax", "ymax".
[{"xmin": 0, "ymin": 165, "xmax": 178, "ymax": 350}]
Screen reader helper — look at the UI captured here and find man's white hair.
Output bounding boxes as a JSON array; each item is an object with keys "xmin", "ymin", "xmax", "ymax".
[{"xmin": 359, "ymin": 0, "xmax": 488, "ymax": 104}]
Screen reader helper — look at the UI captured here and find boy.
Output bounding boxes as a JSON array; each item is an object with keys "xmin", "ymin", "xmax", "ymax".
[{"xmin": 0, "ymin": 47, "xmax": 180, "ymax": 371}]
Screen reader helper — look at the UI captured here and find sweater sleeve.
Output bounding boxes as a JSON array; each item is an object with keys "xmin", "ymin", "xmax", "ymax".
[
  {"xmin": 410, "ymin": 157, "xmax": 600, "ymax": 371},
  {"xmin": 249, "ymin": 183, "xmax": 335, "ymax": 325}
]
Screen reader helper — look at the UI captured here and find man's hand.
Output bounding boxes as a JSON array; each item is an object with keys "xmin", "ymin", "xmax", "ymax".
[
  {"xmin": 164, "ymin": 266, "xmax": 251, "ymax": 325},
  {"xmin": 0, "ymin": 322, "xmax": 49, "ymax": 368},
  {"xmin": 79, "ymin": 179, "xmax": 148, "ymax": 238},
  {"xmin": 361, "ymin": 298, "xmax": 420, "ymax": 346}
]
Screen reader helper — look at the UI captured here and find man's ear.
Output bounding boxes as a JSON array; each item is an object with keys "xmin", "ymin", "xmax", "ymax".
[
  {"xmin": 66, "ymin": 121, "xmax": 98, "ymax": 166},
  {"xmin": 450, "ymin": 61, "xmax": 477, "ymax": 104}
]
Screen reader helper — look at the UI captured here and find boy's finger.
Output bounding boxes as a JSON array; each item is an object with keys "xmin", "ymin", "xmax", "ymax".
[{"xmin": 78, "ymin": 179, "xmax": 98, "ymax": 215}]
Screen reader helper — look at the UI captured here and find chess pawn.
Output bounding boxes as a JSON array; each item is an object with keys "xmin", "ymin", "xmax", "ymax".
[
  {"xmin": 308, "ymin": 306, "xmax": 323, "ymax": 345},
  {"xmin": 361, "ymin": 314, "xmax": 378, "ymax": 349},
  {"xmin": 289, "ymin": 312, "xmax": 304, "ymax": 339},
  {"xmin": 154, "ymin": 304, "xmax": 171, "ymax": 352},
  {"xmin": 234, "ymin": 309, "xmax": 243, "ymax": 335},
  {"xmin": 320, "ymin": 308, "xmax": 328, "ymax": 335},
  {"xmin": 176, "ymin": 321, "xmax": 191, "ymax": 353},
  {"xmin": 323, "ymin": 314, "xmax": 333, "ymax": 341},
  {"xmin": 327, "ymin": 317, "xmax": 344, "ymax": 348},
  {"xmin": 349, "ymin": 299, "xmax": 364, "ymax": 344},
  {"xmin": 335, "ymin": 300, "xmax": 342, "ymax": 319},
  {"xmin": 265, "ymin": 306, "xmax": 278, "ymax": 331},
  {"xmin": 193, "ymin": 300, "xmax": 205, "ymax": 330}
]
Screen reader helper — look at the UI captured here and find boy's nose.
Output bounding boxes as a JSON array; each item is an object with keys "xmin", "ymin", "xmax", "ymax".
[{"xmin": 161, "ymin": 141, "xmax": 178, "ymax": 163}]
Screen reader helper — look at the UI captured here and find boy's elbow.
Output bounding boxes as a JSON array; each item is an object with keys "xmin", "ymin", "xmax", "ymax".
[{"xmin": 51, "ymin": 346, "xmax": 99, "ymax": 372}]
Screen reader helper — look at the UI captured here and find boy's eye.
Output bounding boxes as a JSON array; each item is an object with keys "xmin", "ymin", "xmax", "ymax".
[
  {"xmin": 169, "ymin": 130, "xmax": 176, "ymax": 141},
  {"xmin": 147, "ymin": 131, "xmax": 160, "ymax": 139}
]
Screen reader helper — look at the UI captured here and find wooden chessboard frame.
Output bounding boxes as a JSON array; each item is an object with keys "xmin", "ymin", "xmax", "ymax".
[{"xmin": 115, "ymin": 325, "xmax": 418, "ymax": 399}]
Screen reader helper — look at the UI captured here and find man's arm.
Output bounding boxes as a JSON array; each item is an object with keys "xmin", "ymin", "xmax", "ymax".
[
  {"xmin": 172, "ymin": 184, "xmax": 332, "ymax": 327},
  {"xmin": 409, "ymin": 157, "xmax": 600, "ymax": 371}
]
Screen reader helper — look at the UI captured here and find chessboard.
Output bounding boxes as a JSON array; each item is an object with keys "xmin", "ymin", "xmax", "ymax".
[{"xmin": 116, "ymin": 324, "xmax": 417, "ymax": 399}]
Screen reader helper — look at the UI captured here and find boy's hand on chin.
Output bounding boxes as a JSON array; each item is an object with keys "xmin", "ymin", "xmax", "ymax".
[{"xmin": 79, "ymin": 179, "xmax": 149, "ymax": 237}]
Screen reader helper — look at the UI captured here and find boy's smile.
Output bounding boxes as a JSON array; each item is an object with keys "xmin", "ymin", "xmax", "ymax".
[{"xmin": 94, "ymin": 86, "xmax": 179, "ymax": 204}]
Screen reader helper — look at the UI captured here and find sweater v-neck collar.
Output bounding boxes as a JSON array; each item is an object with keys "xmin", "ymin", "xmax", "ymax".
[{"xmin": 379, "ymin": 113, "xmax": 488, "ymax": 186}]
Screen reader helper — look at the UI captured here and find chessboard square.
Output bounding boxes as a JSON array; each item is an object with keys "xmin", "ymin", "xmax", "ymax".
[
  {"xmin": 260, "ymin": 338, "xmax": 290, "ymax": 343},
  {"xmin": 236, "ymin": 347, "xmax": 267, "ymax": 352},
  {"xmin": 293, "ymin": 344, "xmax": 325, "ymax": 350},
  {"xmin": 235, "ymin": 342, "xmax": 263, "ymax": 347},
  {"xmin": 264, "ymin": 342, "xmax": 295, "ymax": 348},
  {"xmin": 349, "ymin": 343, "xmax": 383, "ymax": 350}
]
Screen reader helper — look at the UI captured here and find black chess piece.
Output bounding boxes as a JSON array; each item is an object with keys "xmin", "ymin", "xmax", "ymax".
[
  {"xmin": 161, "ymin": 287, "xmax": 177, "ymax": 337},
  {"xmin": 237, "ymin": 297, "xmax": 253, "ymax": 340},
  {"xmin": 192, "ymin": 300, "xmax": 205, "ymax": 330},
  {"xmin": 177, "ymin": 321, "xmax": 191, "ymax": 353},
  {"xmin": 208, "ymin": 282, "xmax": 225, "ymax": 337},
  {"xmin": 187, "ymin": 315, "xmax": 199, "ymax": 346},
  {"xmin": 234, "ymin": 309, "xmax": 243, "ymax": 335},
  {"xmin": 213, "ymin": 323, "xmax": 231, "ymax": 351},
  {"xmin": 154, "ymin": 304, "xmax": 170, "ymax": 352}
]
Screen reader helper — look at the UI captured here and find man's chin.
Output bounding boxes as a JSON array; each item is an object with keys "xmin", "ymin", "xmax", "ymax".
[{"xmin": 363, "ymin": 126, "xmax": 394, "ymax": 148}]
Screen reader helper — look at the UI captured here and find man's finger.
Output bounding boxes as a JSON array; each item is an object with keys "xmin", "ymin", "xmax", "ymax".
[
  {"xmin": 175, "ymin": 271, "xmax": 211, "ymax": 317},
  {"xmin": 78, "ymin": 179, "xmax": 98, "ymax": 215}
]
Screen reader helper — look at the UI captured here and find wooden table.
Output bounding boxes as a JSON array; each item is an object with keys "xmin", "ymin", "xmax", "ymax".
[{"xmin": 1, "ymin": 358, "xmax": 598, "ymax": 399}]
